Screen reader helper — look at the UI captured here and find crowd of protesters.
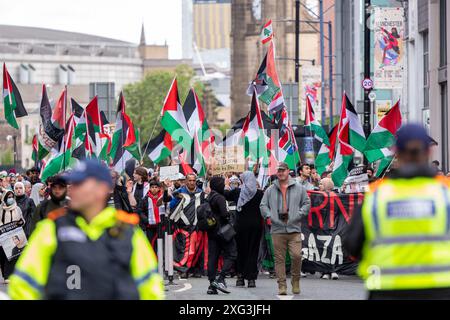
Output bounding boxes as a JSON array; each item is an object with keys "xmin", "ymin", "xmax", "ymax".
[{"xmin": 1, "ymin": 158, "xmax": 448, "ymax": 296}]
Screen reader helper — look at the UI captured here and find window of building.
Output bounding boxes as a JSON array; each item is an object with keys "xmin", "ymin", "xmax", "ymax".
[
  {"xmin": 440, "ymin": 0, "xmax": 447, "ymax": 67},
  {"xmin": 89, "ymin": 82, "xmax": 115, "ymax": 124},
  {"xmin": 423, "ymin": 31, "xmax": 429, "ymax": 109}
]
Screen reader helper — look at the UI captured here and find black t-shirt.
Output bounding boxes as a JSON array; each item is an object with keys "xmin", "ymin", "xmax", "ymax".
[{"xmin": 12, "ymin": 245, "xmax": 25, "ymax": 257}]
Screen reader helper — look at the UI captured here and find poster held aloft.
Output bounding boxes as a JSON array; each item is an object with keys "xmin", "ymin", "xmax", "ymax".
[
  {"xmin": 343, "ymin": 166, "xmax": 369, "ymax": 194},
  {"xmin": 159, "ymin": 165, "xmax": 180, "ymax": 181},
  {"xmin": 0, "ymin": 221, "xmax": 28, "ymax": 261},
  {"xmin": 211, "ymin": 145, "xmax": 245, "ymax": 175}
]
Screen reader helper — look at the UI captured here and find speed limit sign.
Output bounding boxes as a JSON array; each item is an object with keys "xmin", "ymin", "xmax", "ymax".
[{"xmin": 362, "ymin": 78, "xmax": 374, "ymax": 90}]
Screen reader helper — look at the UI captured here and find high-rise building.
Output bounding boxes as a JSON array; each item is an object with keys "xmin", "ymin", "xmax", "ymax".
[{"xmin": 193, "ymin": 0, "xmax": 231, "ymax": 51}]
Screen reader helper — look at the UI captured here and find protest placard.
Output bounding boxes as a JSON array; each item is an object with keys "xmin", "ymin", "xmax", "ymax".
[
  {"xmin": 211, "ymin": 145, "xmax": 245, "ymax": 175},
  {"xmin": 343, "ymin": 166, "xmax": 369, "ymax": 193},
  {"xmin": 0, "ymin": 221, "xmax": 28, "ymax": 261},
  {"xmin": 159, "ymin": 165, "xmax": 180, "ymax": 181}
]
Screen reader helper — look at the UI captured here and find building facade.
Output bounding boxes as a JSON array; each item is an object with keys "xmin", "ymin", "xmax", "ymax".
[{"xmin": 406, "ymin": 0, "xmax": 449, "ymax": 171}]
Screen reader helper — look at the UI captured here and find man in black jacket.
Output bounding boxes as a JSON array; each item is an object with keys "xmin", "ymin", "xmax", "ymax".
[
  {"xmin": 207, "ymin": 177, "xmax": 237, "ymax": 295},
  {"xmin": 31, "ymin": 175, "xmax": 67, "ymax": 232}
]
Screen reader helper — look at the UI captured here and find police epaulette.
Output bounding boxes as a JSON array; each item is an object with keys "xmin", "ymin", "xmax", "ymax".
[
  {"xmin": 115, "ymin": 210, "xmax": 140, "ymax": 225},
  {"xmin": 47, "ymin": 208, "xmax": 67, "ymax": 221}
]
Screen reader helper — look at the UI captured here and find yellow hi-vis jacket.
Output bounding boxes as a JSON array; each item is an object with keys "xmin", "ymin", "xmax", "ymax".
[
  {"xmin": 358, "ymin": 176, "xmax": 450, "ymax": 291},
  {"xmin": 8, "ymin": 207, "xmax": 165, "ymax": 300}
]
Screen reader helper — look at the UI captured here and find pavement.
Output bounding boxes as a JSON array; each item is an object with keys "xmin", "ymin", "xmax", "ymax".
[{"xmin": 0, "ymin": 273, "xmax": 366, "ymax": 300}]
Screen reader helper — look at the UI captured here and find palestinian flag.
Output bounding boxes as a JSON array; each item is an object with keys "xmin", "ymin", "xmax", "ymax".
[
  {"xmin": 71, "ymin": 98, "xmax": 84, "ymax": 123},
  {"xmin": 243, "ymin": 88, "xmax": 268, "ymax": 162},
  {"xmin": 375, "ymin": 154, "xmax": 394, "ymax": 178},
  {"xmin": 364, "ymin": 100, "xmax": 402, "ymax": 163},
  {"xmin": 260, "ymin": 19, "xmax": 274, "ymax": 44},
  {"xmin": 275, "ymin": 109, "xmax": 299, "ymax": 169},
  {"xmin": 332, "ymin": 97, "xmax": 357, "ymax": 187},
  {"xmin": 247, "ymin": 41, "xmax": 281, "ymax": 107},
  {"xmin": 342, "ymin": 93, "xmax": 366, "ymax": 153},
  {"xmin": 268, "ymin": 91, "xmax": 285, "ymax": 114},
  {"xmin": 85, "ymin": 97, "xmax": 110, "ymax": 160},
  {"xmin": 161, "ymin": 78, "xmax": 191, "ymax": 150},
  {"xmin": 183, "ymin": 88, "xmax": 213, "ymax": 176},
  {"xmin": 145, "ymin": 129, "xmax": 173, "ymax": 164},
  {"xmin": 221, "ymin": 116, "xmax": 246, "ymax": 147},
  {"xmin": 38, "ymin": 85, "xmax": 65, "ymax": 153},
  {"xmin": 31, "ymin": 134, "xmax": 47, "ymax": 165},
  {"xmin": 52, "ymin": 88, "xmax": 67, "ymax": 129},
  {"xmin": 178, "ymin": 150, "xmax": 195, "ymax": 176},
  {"xmin": 305, "ymin": 96, "xmax": 330, "ymax": 146},
  {"xmin": 40, "ymin": 114, "xmax": 77, "ymax": 182},
  {"xmin": 110, "ymin": 92, "xmax": 140, "ymax": 173},
  {"xmin": 315, "ymin": 124, "xmax": 338, "ymax": 176},
  {"xmin": 3, "ymin": 63, "xmax": 27, "ymax": 129}
]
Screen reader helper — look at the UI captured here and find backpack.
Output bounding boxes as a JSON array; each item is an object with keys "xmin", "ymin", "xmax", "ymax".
[{"xmin": 196, "ymin": 195, "xmax": 217, "ymax": 231}]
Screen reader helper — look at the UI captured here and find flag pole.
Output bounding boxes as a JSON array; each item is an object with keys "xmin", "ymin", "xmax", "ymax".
[
  {"xmin": 85, "ymin": 108, "xmax": 92, "ymax": 158},
  {"xmin": 97, "ymin": 96, "xmax": 104, "ymax": 161},
  {"xmin": 63, "ymin": 85, "xmax": 68, "ymax": 171},
  {"xmin": 140, "ymin": 113, "xmax": 162, "ymax": 163},
  {"xmin": 380, "ymin": 156, "xmax": 396, "ymax": 179}
]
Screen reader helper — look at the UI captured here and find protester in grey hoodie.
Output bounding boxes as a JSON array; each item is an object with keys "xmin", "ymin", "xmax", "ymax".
[
  {"xmin": 259, "ymin": 162, "xmax": 310, "ymax": 296},
  {"xmin": 260, "ymin": 172, "xmax": 311, "ymax": 234}
]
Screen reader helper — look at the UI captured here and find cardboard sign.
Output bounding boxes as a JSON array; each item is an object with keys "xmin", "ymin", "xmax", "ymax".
[
  {"xmin": 211, "ymin": 145, "xmax": 245, "ymax": 175},
  {"xmin": 159, "ymin": 165, "xmax": 180, "ymax": 181}
]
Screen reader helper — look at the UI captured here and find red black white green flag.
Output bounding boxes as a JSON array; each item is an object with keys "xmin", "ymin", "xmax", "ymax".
[{"xmin": 2, "ymin": 63, "xmax": 28, "ymax": 129}]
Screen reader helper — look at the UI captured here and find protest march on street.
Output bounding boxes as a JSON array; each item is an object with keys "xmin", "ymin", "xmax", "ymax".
[{"xmin": 1, "ymin": 0, "xmax": 450, "ymax": 310}]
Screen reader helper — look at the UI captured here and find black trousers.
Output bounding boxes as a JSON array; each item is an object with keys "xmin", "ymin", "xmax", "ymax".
[
  {"xmin": 207, "ymin": 235, "xmax": 237, "ymax": 282},
  {"xmin": 235, "ymin": 225, "xmax": 262, "ymax": 280},
  {"xmin": 0, "ymin": 248, "xmax": 18, "ymax": 280}
]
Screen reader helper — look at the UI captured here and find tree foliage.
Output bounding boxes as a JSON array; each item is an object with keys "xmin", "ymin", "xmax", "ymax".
[{"xmin": 124, "ymin": 64, "xmax": 204, "ymax": 149}]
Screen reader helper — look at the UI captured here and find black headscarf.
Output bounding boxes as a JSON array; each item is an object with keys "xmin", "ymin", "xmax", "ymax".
[{"xmin": 209, "ymin": 177, "xmax": 225, "ymax": 195}]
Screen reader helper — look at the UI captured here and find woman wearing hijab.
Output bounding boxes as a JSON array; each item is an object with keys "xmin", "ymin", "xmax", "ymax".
[
  {"xmin": 30, "ymin": 182, "xmax": 46, "ymax": 207},
  {"xmin": 224, "ymin": 171, "xmax": 264, "ymax": 288},
  {"xmin": 14, "ymin": 182, "xmax": 36, "ymax": 238},
  {"xmin": 0, "ymin": 190, "xmax": 25, "ymax": 283}
]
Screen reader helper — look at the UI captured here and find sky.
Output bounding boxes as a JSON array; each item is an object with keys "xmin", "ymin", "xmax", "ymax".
[{"xmin": 0, "ymin": 0, "xmax": 183, "ymax": 59}]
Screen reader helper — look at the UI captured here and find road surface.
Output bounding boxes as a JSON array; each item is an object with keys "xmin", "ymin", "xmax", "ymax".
[{"xmin": 0, "ymin": 273, "xmax": 366, "ymax": 300}]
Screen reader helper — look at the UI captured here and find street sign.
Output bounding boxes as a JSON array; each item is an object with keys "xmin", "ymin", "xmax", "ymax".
[
  {"xmin": 362, "ymin": 78, "xmax": 374, "ymax": 90},
  {"xmin": 368, "ymin": 91, "xmax": 377, "ymax": 102}
]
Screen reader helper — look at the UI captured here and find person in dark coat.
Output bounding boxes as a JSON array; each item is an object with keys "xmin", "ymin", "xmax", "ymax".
[
  {"xmin": 109, "ymin": 171, "xmax": 133, "ymax": 212},
  {"xmin": 225, "ymin": 172, "xmax": 263, "ymax": 288},
  {"xmin": 13, "ymin": 182, "xmax": 36, "ymax": 238},
  {"xmin": 207, "ymin": 177, "xmax": 237, "ymax": 295},
  {"xmin": 31, "ymin": 175, "xmax": 68, "ymax": 233}
]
